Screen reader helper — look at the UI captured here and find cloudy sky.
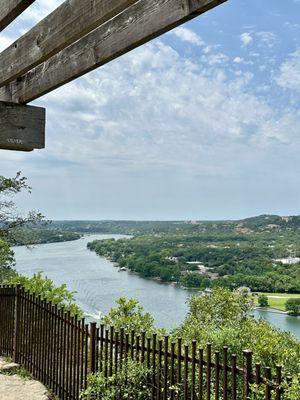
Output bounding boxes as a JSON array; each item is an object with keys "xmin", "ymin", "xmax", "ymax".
[{"xmin": 1, "ymin": 0, "xmax": 300, "ymax": 220}]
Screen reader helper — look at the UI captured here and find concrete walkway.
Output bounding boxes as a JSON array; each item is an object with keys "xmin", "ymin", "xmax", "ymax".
[{"xmin": 0, "ymin": 358, "xmax": 50, "ymax": 400}]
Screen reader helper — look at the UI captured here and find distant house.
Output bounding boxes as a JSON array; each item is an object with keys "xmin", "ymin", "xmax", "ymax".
[
  {"xmin": 274, "ymin": 257, "xmax": 300, "ymax": 265},
  {"xmin": 186, "ymin": 262, "xmax": 219, "ymax": 280}
]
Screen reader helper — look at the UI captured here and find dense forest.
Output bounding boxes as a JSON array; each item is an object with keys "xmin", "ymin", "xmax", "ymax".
[{"xmin": 87, "ymin": 215, "xmax": 300, "ymax": 293}]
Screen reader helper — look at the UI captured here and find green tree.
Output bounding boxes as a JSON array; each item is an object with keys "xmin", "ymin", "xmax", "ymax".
[
  {"xmin": 8, "ymin": 272, "xmax": 82, "ymax": 316},
  {"xmin": 0, "ymin": 239, "xmax": 16, "ymax": 282},
  {"xmin": 174, "ymin": 288, "xmax": 300, "ymax": 375},
  {"xmin": 102, "ymin": 297, "xmax": 158, "ymax": 335},
  {"xmin": 286, "ymin": 299, "xmax": 300, "ymax": 315},
  {"xmin": 0, "ymin": 172, "xmax": 44, "ymax": 284},
  {"xmin": 0, "ymin": 172, "xmax": 43, "ymax": 243},
  {"xmin": 258, "ymin": 294, "xmax": 269, "ymax": 307}
]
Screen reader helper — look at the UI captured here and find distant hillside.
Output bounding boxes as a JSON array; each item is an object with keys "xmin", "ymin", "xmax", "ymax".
[
  {"xmin": 238, "ymin": 215, "xmax": 300, "ymax": 230},
  {"xmin": 49, "ymin": 215, "xmax": 300, "ymax": 235},
  {"xmin": 16, "ymin": 214, "xmax": 300, "ymax": 240}
]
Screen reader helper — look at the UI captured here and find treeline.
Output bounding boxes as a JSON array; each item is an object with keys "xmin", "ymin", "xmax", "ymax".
[
  {"xmin": 88, "ymin": 229, "xmax": 300, "ymax": 293},
  {"xmin": 12, "ymin": 228, "xmax": 82, "ymax": 246}
]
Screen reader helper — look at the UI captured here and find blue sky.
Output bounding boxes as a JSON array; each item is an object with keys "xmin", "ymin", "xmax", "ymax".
[{"xmin": 1, "ymin": 0, "xmax": 300, "ymax": 220}]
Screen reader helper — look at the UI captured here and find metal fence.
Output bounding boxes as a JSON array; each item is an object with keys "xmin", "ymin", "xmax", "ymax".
[{"xmin": 0, "ymin": 285, "xmax": 288, "ymax": 400}]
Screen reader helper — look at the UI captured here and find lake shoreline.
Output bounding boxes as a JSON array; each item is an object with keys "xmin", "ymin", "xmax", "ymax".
[{"xmin": 13, "ymin": 234, "xmax": 300, "ymax": 337}]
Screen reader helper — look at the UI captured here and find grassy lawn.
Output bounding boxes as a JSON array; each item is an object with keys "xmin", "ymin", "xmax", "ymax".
[{"xmin": 253, "ymin": 293, "xmax": 300, "ymax": 311}]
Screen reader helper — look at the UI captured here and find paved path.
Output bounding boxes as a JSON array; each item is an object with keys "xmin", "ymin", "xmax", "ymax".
[{"xmin": 0, "ymin": 358, "xmax": 50, "ymax": 400}]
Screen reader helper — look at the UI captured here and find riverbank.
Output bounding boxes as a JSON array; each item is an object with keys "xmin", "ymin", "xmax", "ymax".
[
  {"xmin": 253, "ymin": 292, "xmax": 300, "ymax": 312},
  {"xmin": 254, "ymin": 306, "xmax": 288, "ymax": 315},
  {"xmin": 13, "ymin": 235, "xmax": 300, "ymax": 338}
]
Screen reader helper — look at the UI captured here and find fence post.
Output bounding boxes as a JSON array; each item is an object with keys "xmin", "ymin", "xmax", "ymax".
[
  {"xmin": 13, "ymin": 285, "xmax": 21, "ymax": 363},
  {"xmin": 243, "ymin": 349, "xmax": 253, "ymax": 400},
  {"xmin": 89, "ymin": 322, "xmax": 97, "ymax": 374}
]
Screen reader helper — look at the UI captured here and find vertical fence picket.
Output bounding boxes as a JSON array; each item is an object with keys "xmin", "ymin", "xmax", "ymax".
[
  {"xmin": 223, "ymin": 346, "xmax": 228, "ymax": 400},
  {"xmin": 184, "ymin": 345, "xmax": 189, "ymax": 400},
  {"xmin": 104, "ymin": 328, "xmax": 109, "ymax": 377},
  {"xmin": 214, "ymin": 351, "xmax": 220, "ymax": 400},
  {"xmin": 109, "ymin": 326, "xmax": 114, "ymax": 376},
  {"xmin": 206, "ymin": 343, "xmax": 212, "ymax": 400},
  {"xmin": 231, "ymin": 355, "xmax": 237, "ymax": 400},
  {"xmin": 177, "ymin": 337, "xmax": 182, "ymax": 400},
  {"xmin": 170, "ymin": 342, "xmax": 176, "ymax": 400},
  {"xmin": 114, "ymin": 331, "xmax": 119, "ymax": 373},
  {"xmin": 99, "ymin": 324, "xmax": 104, "ymax": 372},
  {"xmin": 147, "ymin": 337, "xmax": 151, "ymax": 369},
  {"xmin": 141, "ymin": 331, "xmax": 146, "ymax": 364},
  {"xmin": 191, "ymin": 341, "xmax": 196, "ymax": 400},
  {"xmin": 243, "ymin": 350, "xmax": 253, "ymax": 400},
  {"xmin": 265, "ymin": 367, "xmax": 272, "ymax": 400},
  {"xmin": 89, "ymin": 322, "xmax": 97, "ymax": 374},
  {"xmin": 152, "ymin": 333, "xmax": 157, "ymax": 400},
  {"xmin": 163, "ymin": 336, "xmax": 169, "ymax": 400},
  {"xmin": 276, "ymin": 365, "xmax": 282, "ymax": 400},
  {"xmin": 158, "ymin": 339, "xmax": 163, "ymax": 399}
]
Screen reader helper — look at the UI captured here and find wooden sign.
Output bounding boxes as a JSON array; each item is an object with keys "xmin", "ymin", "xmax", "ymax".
[{"xmin": 0, "ymin": 102, "xmax": 45, "ymax": 151}]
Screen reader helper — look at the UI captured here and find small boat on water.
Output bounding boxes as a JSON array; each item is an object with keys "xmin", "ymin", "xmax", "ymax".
[{"xmin": 118, "ymin": 267, "xmax": 127, "ymax": 272}]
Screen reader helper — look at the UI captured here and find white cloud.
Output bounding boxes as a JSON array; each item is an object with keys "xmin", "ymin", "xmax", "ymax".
[
  {"xmin": 170, "ymin": 27, "xmax": 204, "ymax": 46},
  {"xmin": 275, "ymin": 50, "xmax": 300, "ymax": 92},
  {"xmin": 0, "ymin": 34, "xmax": 13, "ymax": 51},
  {"xmin": 256, "ymin": 31, "xmax": 277, "ymax": 48},
  {"xmin": 240, "ymin": 32, "xmax": 253, "ymax": 46},
  {"xmin": 26, "ymin": 39, "xmax": 296, "ymax": 177}
]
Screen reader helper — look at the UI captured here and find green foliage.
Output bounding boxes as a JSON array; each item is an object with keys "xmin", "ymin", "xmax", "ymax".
[
  {"xmin": 286, "ymin": 299, "xmax": 300, "ymax": 315},
  {"xmin": 81, "ymin": 360, "xmax": 152, "ymax": 400},
  {"xmin": 102, "ymin": 297, "xmax": 158, "ymax": 335},
  {"xmin": 250, "ymin": 376, "xmax": 300, "ymax": 400},
  {"xmin": 0, "ymin": 172, "xmax": 44, "ymax": 243},
  {"xmin": 174, "ymin": 288, "xmax": 300, "ymax": 376},
  {"xmin": 8, "ymin": 272, "xmax": 82, "ymax": 317},
  {"xmin": 258, "ymin": 294, "xmax": 269, "ymax": 307},
  {"xmin": 0, "ymin": 239, "xmax": 16, "ymax": 282},
  {"xmin": 87, "ymin": 223, "xmax": 300, "ymax": 293},
  {"xmin": 281, "ymin": 376, "xmax": 300, "ymax": 400}
]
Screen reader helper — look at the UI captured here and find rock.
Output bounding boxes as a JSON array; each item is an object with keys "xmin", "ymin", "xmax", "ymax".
[
  {"xmin": 0, "ymin": 358, "xmax": 50, "ymax": 400},
  {"xmin": 0, "ymin": 374, "xmax": 49, "ymax": 400},
  {"xmin": 0, "ymin": 360, "xmax": 19, "ymax": 372}
]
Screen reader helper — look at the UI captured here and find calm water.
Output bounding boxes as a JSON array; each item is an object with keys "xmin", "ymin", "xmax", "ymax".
[{"xmin": 13, "ymin": 235, "xmax": 300, "ymax": 338}]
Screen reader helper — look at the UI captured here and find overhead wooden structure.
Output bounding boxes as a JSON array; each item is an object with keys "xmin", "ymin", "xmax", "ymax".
[{"xmin": 0, "ymin": 0, "xmax": 227, "ymax": 151}]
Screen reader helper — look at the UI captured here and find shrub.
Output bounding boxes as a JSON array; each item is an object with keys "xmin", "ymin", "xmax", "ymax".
[
  {"xmin": 8, "ymin": 272, "xmax": 82, "ymax": 316},
  {"xmin": 81, "ymin": 360, "xmax": 152, "ymax": 400},
  {"xmin": 258, "ymin": 294, "xmax": 269, "ymax": 307},
  {"xmin": 286, "ymin": 299, "xmax": 300, "ymax": 316}
]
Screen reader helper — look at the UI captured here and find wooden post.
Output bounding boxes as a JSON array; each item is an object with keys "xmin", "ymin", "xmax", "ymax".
[
  {"xmin": 89, "ymin": 322, "xmax": 97, "ymax": 374},
  {"xmin": 243, "ymin": 350, "xmax": 253, "ymax": 399},
  {"xmin": 0, "ymin": 101, "xmax": 45, "ymax": 151},
  {"xmin": 13, "ymin": 285, "xmax": 21, "ymax": 363}
]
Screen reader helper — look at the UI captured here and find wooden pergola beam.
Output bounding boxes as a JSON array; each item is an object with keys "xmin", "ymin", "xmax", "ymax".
[
  {"xmin": 0, "ymin": 0, "xmax": 35, "ymax": 32},
  {"xmin": 0, "ymin": 0, "xmax": 139, "ymax": 87},
  {"xmin": 0, "ymin": 102, "xmax": 45, "ymax": 151},
  {"xmin": 0, "ymin": 0, "xmax": 227, "ymax": 104}
]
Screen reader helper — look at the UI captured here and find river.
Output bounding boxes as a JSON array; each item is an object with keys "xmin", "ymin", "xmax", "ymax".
[{"xmin": 13, "ymin": 234, "xmax": 300, "ymax": 339}]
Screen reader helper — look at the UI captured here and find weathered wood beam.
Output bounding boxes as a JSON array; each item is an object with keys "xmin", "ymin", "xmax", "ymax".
[
  {"xmin": 0, "ymin": 102, "xmax": 45, "ymax": 151},
  {"xmin": 0, "ymin": 0, "xmax": 227, "ymax": 104},
  {"xmin": 0, "ymin": 0, "xmax": 139, "ymax": 87},
  {"xmin": 0, "ymin": 0, "xmax": 35, "ymax": 32}
]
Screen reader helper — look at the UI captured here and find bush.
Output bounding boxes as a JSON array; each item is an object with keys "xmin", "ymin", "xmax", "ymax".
[
  {"xmin": 8, "ymin": 272, "xmax": 82, "ymax": 316},
  {"xmin": 258, "ymin": 294, "xmax": 269, "ymax": 307},
  {"xmin": 81, "ymin": 360, "xmax": 152, "ymax": 400},
  {"xmin": 286, "ymin": 299, "xmax": 300, "ymax": 315},
  {"xmin": 102, "ymin": 297, "xmax": 158, "ymax": 335}
]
